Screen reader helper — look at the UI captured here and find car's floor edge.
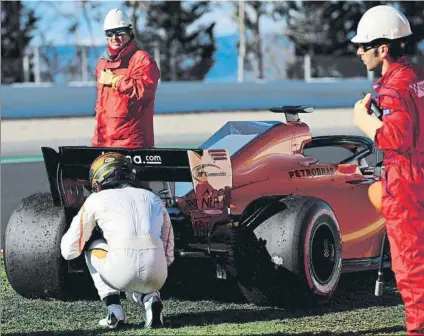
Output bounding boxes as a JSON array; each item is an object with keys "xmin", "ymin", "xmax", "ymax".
[{"xmin": 341, "ymin": 256, "xmax": 391, "ymax": 273}]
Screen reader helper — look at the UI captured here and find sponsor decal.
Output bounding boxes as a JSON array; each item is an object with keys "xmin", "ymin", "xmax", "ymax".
[
  {"xmin": 410, "ymin": 80, "xmax": 424, "ymax": 98},
  {"xmin": 191, "ymin": 164, "xmax": 227, "ymax": 183},
  {"xmin": 99, "ymin": 151, "xmax": 162, "ymax": 165},
  {"xmin": 126, "ymin": 155, "xmax": 162, "ymax": 165},
  {"xmin": 104, "ymin": 157, "xmax": 115, "ymax": 163},
  {"xmin": 199, "ymin": 187, "xmax": 228, "ymax": 210},
  {"xmin": 185, "ymin": 198, "xmax": 198, "ymax": 209},
  {"xmin": 288, "ymin": 167, "xmax": 335, "ymax": 178},
  {"xmin": 187, "ymin": 149, "xmax": 232, "ymax": 214}
]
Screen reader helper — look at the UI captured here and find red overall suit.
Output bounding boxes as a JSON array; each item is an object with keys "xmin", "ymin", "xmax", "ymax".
[
  {"xmin": 373, "ymin": 56, "xmax": 424, "ymax": 335},
  {"xmin": 92, "ymin": 39, "xmax": 160, "ymax": 149}
]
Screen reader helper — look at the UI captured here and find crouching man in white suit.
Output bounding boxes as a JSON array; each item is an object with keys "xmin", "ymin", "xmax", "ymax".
[{"xmin": 60, "ymin": 152, "xmax": 174, "ymax": 329}]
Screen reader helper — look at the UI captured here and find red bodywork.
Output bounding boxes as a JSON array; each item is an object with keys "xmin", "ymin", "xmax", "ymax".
[
  {"xmin": 41, "ymin": 109, "xmax": 386, "ymax": 273},
  {"xmin": 176, "ymin": 117, "xmax": 385, "ymax": 263}
]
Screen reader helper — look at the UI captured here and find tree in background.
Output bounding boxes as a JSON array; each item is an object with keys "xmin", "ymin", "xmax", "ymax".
[
  {"xmin": 123, "ymin": 0, "xmax": 151, "ymax": 44},
  {"xmin": 230, "ymin": 1, "xmax": 275, "ymax": 80},
  {"xmin": 134, "ymin": 1, "xmax": 217, "ymax": 81},
  {"xmin": 273, "ymin": 1, "xmax": 382, "ymax": 79},
  {"xmin": 273, "ymin": 1, "xmax": 424, "ymax": 79},
  {"xmin": 396, "ymin": 1, "xmax": 424, "ymax": 56},
  {"xmin": 40, "ymin": 0, "xmax": 103, "ymax": 81},
  {"xmin": 1, "ymin": 1, "xmax": 38, "ymax": 84}
]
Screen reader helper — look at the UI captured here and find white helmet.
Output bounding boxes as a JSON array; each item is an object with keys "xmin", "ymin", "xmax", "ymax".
[
  {"xmin": 104, "ymin": 8, "xmax": 132, "ymax": 31},
  {"xmin": 351, "ymin": 5, "xmax": 412, "ymax": 44}
]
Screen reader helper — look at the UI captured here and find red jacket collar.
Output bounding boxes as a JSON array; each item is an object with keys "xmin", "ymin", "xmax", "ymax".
[
  {"xmin": 104, "ymin": 39, "xmax": 139, "ymax": 61},
  {"xmin": 373, "ymin": 56, "xmax": 410, "ymax": 91}
]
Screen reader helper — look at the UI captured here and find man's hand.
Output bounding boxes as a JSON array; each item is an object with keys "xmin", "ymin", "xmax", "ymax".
[
  {"xmin": 98, "ymin": 69, "xmax": 123, "ymax": 89},
  {"xmin": 353, "ymin": 93, "xmax": 383, "ymax": 140}
]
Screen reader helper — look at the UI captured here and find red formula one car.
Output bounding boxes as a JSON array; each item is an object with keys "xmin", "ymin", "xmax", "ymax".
[{"xmin": 4, "ymin": 106, "xmax": 390, "ymax": 306}]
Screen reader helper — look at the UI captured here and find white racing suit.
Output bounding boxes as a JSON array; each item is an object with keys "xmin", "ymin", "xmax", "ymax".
[{"xmin": 60, "ymin": 185, "xmax": 174, "ymax": 323}]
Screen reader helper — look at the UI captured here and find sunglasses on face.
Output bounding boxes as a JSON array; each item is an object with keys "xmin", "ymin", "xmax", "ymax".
[
  {"xmin": 359, "ymin": 43, "xmax": 382, "ymax": 52},
  {"xmin": 105, "ymin": 29, "xmax": 129, "ymax": 38}
]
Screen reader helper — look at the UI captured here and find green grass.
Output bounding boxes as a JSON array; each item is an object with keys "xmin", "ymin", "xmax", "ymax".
[{"xmin": 1, "ymin": 258, "xmax": 408, "ymax": 336}]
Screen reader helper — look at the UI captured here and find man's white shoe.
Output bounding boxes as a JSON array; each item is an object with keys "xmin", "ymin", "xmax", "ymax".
[
  {"xmin": 144, "ymin": 293, "xmax": 164, "ymax": 329},
  {"xmin": 127, "ymin": 291, "xmax": 164, "ymax": 328},
  {"xmin": 98, "ymin": 304, "xmax": 125, "ymax": 329}
]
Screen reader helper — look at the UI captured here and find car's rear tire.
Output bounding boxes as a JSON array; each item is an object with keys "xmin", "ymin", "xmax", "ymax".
[
  {"xmin": 4, "ymin": 192, "xmax": 93, "ymax": 300},
  {"xmin": 297, "ymin": 197, "xmax": 342, "ymax": 303},
  {"xmin": 231, "ymin": 196, "xmax": 342, "ymax": 307}
]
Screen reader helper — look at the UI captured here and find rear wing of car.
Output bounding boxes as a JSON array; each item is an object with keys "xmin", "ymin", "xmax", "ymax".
[{"xmin": 41, "ymin": 146, "xmax": 233, "ymax": 212}]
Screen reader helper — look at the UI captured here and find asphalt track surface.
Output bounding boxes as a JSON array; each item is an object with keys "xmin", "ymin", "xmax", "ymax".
[{"xmin": 1, "ymin": 162, "xmax": 50, "ymax": 248}]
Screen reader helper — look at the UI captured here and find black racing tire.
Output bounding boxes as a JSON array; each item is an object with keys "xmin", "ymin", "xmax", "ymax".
[
  {"xmin": 232, "ymin": 196, "xmax": 342, "ymax": 307},
  {"xmin": 296, "ymin": 197, "xmax": 343, "ymax": 303},
  {"xmin": 4, "ymin": 192, "xmax": 70, "ymax": 300}
]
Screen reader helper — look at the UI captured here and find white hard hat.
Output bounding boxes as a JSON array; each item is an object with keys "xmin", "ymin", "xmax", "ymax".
[
  {"xmin": 351, "ymin": 5, "xmax": 412, "ymax": 44},
  {"xmin": 104, "ymin": 8, "xmax": 132, "ymax": 31}
]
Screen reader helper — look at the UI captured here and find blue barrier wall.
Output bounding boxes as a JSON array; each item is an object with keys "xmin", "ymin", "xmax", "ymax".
[{"xmin": 1, "ymin": 79, "xmax": 374, "ymax": 119}]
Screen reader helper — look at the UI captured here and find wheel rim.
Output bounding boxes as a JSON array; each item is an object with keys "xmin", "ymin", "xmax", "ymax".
[{"xmin": 310, "ymin": 221, "xmax": 336, "ymax": 284}]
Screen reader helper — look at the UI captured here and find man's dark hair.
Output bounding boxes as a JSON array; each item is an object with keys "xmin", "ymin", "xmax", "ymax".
[{"xmin": 372, "ymin": 37, "xmax": 410, "ymax": 60}]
